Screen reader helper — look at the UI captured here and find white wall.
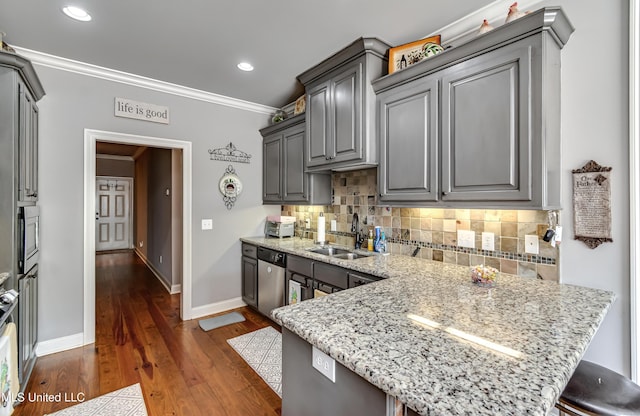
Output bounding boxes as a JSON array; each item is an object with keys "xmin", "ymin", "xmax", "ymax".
[
  {"xmin": 535, "ymin": 0, "xmax": 630, "ymax": 376},
  {"xmin": 34, "ymin": 65, "xmax": 280, "ymax": 343}
]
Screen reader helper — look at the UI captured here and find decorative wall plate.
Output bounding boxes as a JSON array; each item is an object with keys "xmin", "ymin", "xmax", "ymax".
[{"xmin": 219, "ymin": 165, "xmax": 242, "ymax": 209}]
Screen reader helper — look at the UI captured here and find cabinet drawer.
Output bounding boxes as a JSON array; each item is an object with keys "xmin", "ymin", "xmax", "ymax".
[
  {"xmin": 348, "ymin": 272, "xmax": 381, "ymax": 288},
  {"xmin": 287, "ymin": 255, "xmax": 314, "ymax": 277},
  {"xmin": 241, "ymin": 243, "xmax": 257, "ymax": 259},
  {"xmin": 314, "ymin": 262, "xmax": 348, "ymax": 290}
]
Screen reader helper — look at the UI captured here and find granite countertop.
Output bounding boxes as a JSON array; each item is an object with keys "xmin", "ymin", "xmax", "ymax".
[{"xmin": 241, "ymin": 237, "xmax": 616, "ymax": 415}]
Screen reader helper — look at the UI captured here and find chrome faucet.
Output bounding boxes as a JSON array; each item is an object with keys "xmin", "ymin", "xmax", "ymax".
[{"xmin": 352, "ymin": 213, "xmax": 363, "ymax": 249}]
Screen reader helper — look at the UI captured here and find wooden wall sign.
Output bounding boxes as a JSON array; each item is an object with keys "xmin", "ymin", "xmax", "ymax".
[
  {"xmin": 114, "ymin": 97, "xmax": 169, "ymax": 124},
  {"xmin": 572, "ymin": 160, "xmax": 613, "ymax": 248}
]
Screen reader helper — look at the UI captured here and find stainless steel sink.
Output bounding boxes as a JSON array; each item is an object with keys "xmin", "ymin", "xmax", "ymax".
[
  {"xmin": 333, "ymin": 252, "xmax": 363, "ymax": 260},
  {"xmin": 308, "ymin": 246, "xmax": 351, "ymax": 256},
  {"xmin": 307, "ymin": 246, "xmax": 372, "ymax": 260}
]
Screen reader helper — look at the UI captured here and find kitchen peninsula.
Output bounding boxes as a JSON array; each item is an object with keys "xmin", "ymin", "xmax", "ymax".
[{"xmin": 242, "ymin": 237, "xmax": 615, "ymax": 415}]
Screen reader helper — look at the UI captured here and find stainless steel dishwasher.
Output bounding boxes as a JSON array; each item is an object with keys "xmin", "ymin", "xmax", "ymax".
[{"xmin": 257, "ymin": 247, "xmax": 286, "ymax": 316}]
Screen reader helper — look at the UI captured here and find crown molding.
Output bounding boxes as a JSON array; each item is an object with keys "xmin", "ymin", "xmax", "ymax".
[
  {"xmin": 12, "ymin": 46, "xmax": 277, "ymax": 115},
  {"xmin": 429, "ymin": 0, "xmax": 542, "ymax": 46}
]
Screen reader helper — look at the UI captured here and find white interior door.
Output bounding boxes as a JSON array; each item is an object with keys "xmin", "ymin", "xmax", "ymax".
[{"xmin": 96, "ymin": 176, "xmax": 132, "ymax": 251}]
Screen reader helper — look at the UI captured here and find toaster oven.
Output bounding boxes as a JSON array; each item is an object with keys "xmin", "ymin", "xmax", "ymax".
[{"xmin": 264, "ymin": 221, "xmax": 294, "ymax": 238}]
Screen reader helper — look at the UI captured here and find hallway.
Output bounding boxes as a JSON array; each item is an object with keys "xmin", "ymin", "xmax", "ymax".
[{"xmin": 14, "ymin": 250, "xmax": 282, "ymax": 415}]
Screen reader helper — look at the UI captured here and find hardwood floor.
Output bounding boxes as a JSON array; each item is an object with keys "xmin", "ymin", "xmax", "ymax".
[{"xmin": 13, "ymin": 250, "xmax": 282, "ymax": 416}]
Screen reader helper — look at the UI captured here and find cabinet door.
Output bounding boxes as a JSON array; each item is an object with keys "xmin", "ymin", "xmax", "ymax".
[
  {"xmin": 283, "ymin": 124, "xmax": 308, "ymax": 202},
  {"xmin": 262, "ymin": 134, "xmax": 282, "ymax": 202},
  {"xmin": 18, "ymin": 268, "xmax": 37, "ymax": 385},
  {"xmin": 306, "ymin": 80, "xmax": 331, "ymax": 167},
  {"xmin": 19, "ymin": 82, "xmax": 38, "ymax": 202},
  {"xmin": 331, "ymin": 59, "xmax": 362, "ymax": 164},
  {"xmin": 378, "ymin": 77, "xmax": 439, "ymax": 203},
  {"xmin": 441, "ymin": 44, "xmax": 532, "ymax": 202},
  {"xmin": 306, "ymin": 59, "xmax": 363, "ymax": 168},
  {"xmin": 241, "ymin": 256, "xmax": 258, "ymax": 308}
]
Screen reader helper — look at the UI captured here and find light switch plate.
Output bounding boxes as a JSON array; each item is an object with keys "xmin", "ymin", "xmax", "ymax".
[
  {"xmin": 481, "ymin": 232, "xmax": 495, "ymax": 251},
  {"xmin": 331, "ymin": 219, "xmax": 337, "ymax": 232},
  {"xmin": 312, "ymin": 346, "xmax": 335, "ymax": 382},
  {"xmin": 525, "ymin": 235, "xmax": 539, "ymax": 254},
  {"xmin": 201, "ymin": 219, "xmax": 213, "ymax": 230},
  {"xmin": 457, "ymin": 230, "xmax": 475, "ymax": 249}
]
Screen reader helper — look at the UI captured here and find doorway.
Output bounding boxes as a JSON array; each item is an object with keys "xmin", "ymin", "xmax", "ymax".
[
  {"xmin": 95, "ymin": 176, "xmax": 133, "ymax": 251},
  {"xmin": 83, "ymin": 129, "xmax": 193, "ymax": 345}
]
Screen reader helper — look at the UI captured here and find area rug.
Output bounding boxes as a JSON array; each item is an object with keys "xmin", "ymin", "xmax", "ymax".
[
  {"xmin": 227, "ymin": 326, "xmax": 282, "ymax": 397},
  {"xmin": 45, "ymin": 383, "xmax": 147, "ymax": 416},
  {"xmin": 199, "ymin": 311, "xmax": 245, "ymax": 331}
]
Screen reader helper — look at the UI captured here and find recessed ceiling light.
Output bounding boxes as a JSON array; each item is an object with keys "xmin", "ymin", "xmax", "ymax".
[
  {"xmin": 62, "ymin": 6, "xmax": 92, "ymax": 22},
  {"xmin": 237, "ymin": 62, "xmax": 254, "ymax": 72}
]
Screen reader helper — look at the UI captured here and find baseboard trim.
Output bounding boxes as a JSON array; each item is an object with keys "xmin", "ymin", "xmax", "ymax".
[
  {"xmin": 134, "ymin": 249, "xmax": 174, "ymax": 294},
  {"xmin": 191, "ymin": 297, "xmax": 247, "ymax": 320},
  {"xmin": 36, "ymin": 333, "xmax": 84, "ymax": 357},
  {"xmin": 170, "ymin": 284, "xmax": 182, "ymax": 294}
]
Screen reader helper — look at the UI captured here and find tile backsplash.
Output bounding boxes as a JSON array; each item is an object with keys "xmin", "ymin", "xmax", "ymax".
[{"xmin": 282, "ymin": 168, "xmax": 559, "ymax": 281}]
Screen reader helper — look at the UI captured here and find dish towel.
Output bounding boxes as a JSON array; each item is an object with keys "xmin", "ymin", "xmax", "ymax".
[{"xmin": 0, "ymin": 322, "xmax": 19, "ymax": 415}]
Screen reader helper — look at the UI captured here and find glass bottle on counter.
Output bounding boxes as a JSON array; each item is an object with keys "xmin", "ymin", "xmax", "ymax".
[{"xmin": 367, "ymin": 230, "xmax": 374, "ymax": 251}]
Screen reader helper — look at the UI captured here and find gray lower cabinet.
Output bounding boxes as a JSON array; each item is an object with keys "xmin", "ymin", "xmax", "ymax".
[
  {"xmin": 18, "ymin": 265, "xmax": 38, "ymax": 385},
  {"xmin": 347, "ymin": 271, "xmax": 381, "ymax": 288},
  {"xmin": 260, "ymin": 114, "xmax": 331, "ymax": 205},
  {"xmin": 298, "ymin": 38, "xmax": 390, "ymax": 172},
  {"xmin": 282, "ymin": 328, "xmax": 387, "ymax": 416},
  {"xmin": 241, "ymin": 244, "xmax": 258, "ymax": 308},
  {"xmin": 374, "ymin": 8, "xmax": 573, "ymax": 209}
]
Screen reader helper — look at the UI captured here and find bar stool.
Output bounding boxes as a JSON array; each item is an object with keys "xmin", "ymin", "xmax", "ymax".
[{"xmin": 556, "ymin": 360, "xmax": 640, "ymax": 415}]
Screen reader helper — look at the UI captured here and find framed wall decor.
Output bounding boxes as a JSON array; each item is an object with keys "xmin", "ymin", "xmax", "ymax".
[
  {"xmin": 293, "ymin": 95, "xmax": 306, "ymax": 115},
  {"xmin": 388, "ymin": 34, "xmax": 442, "ymax": 74}
]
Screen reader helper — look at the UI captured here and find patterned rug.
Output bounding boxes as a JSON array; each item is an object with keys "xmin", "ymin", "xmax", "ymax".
[
  {"xmin": 45, "ymin": 383, "xmax": 147, "ymax": 416},
  {"xmin": 227, "ymin": 326, "xmax": 282, "ymax": 397}
]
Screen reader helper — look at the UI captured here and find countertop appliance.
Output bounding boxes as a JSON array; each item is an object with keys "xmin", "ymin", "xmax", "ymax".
[
  {"xmin": 264, "ymin": 221, "xmax": 294, "ymax": 238},
  {"xmin": 18, "ymin": 206, "xmax": 40, "ymax": 275},
  {"xmin": 257, "ymin": 247, "xmax": 286, "ymax": 316}
]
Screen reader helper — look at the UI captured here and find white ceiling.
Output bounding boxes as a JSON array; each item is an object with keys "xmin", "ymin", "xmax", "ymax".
[{"xmin": 0, "ymin": 0, "xmax": 499, "ymax": 109}]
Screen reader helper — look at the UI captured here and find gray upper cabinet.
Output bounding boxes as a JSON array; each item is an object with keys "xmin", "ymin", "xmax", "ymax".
[
  {"xmin": 306, "ymin": 59, "xmax": 362, "ymax": 168},
  {"xmin": 260, "ymin": 114, "xmax": 331, "ymax": 205},
  {"xmin": 378, "ymin": 77, "xmax": 439, "ymax": 203},
  {"xmin": 298, "ymin": 38, "xmax": 390, "ymax": 172},
  {"xmin": 19, "ymin": 81, "xmax": 39, "ymax": 202},
  {"xmin": 373, "ymin": 7, "xmax": 573, "ymax": 210},
  {"xmin": 441, "ymin": 42, "xmax": 532, "ymax": 203},
  {"xmin": 0, "ymin": 51, "xmax": 44, "ymax": 204}
]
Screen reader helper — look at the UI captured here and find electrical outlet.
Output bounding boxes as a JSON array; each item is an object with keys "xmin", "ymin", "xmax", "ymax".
[
  {"xmin": 305, "ymin": 218, "xmax": 311, "ymax": 229},
  {"xmin": 201, "ymin": 219, "xmax": 213, "ymax": 230},
  {"xmin": 312, "ymin": 346, "xmax": 335, "ymax": 382},
  {"xmin": 525, "ymin": 235, "xmax": 539, "ymax": 254},
  {"xmin": 482, "ymin": 232, "xmax": 495, "ymax": 251},
  {"xmin": 457, "ymin": 230, "xmax": 475, "ymax": 249},
  {"xmin": 331, "ymin": 219, "xmax": 337, "ymax": 232}
]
